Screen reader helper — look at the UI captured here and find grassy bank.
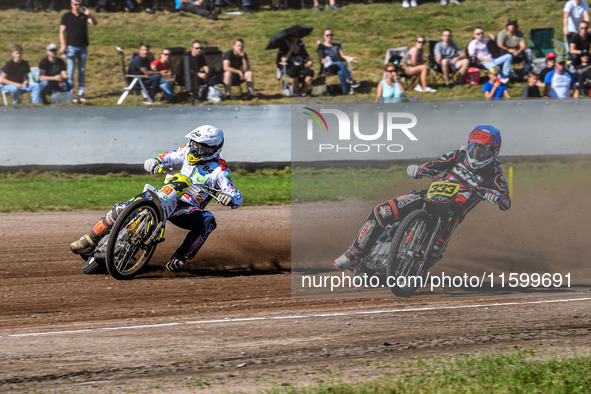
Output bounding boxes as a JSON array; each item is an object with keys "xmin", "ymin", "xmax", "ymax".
[
  {"xmin": 0, "ymin": 0, "xmax": 567, "ymax": 105},
  {"xmin": 266, "ymin": 349, "xmax": 591, "ymax": 393}
]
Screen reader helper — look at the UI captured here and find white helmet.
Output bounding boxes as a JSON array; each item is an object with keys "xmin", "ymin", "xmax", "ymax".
[{"xmin": 184, "ymin": 125, "xmax": 224, "ymax": 165}]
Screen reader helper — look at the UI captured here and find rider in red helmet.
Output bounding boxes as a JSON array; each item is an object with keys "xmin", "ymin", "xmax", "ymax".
[{"xmin": 335, "ymin": 125, "xmax": 511, "ymax": 269}]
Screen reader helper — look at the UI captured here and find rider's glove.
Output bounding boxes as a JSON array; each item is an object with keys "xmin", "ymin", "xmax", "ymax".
[
  {"xmin": 407, "ymin": 165, "xmax": 425, "ymax": 179},
  {"xmin": 483, "ymin": 189, "xmax": 501, "ymax": 205},
  {"xmin": 218, "ymin": 193, "xmax": 234, "ymax": 206},
  {"xmin": 144, "ymin": 158, "xmax": 161, "ymax": 174}
]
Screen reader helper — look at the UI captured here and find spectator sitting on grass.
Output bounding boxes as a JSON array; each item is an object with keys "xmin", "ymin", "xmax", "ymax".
[
  {"xmin": 543, "ymin": 54, "xmax": 579, "ymax": 98},
  {"xmin": 522, "ymin": 72, "xmax": 541, "ymax": 98},
  {"xmin": 483, "ymin": 66, "xmax": 510, "ymax": 100}
]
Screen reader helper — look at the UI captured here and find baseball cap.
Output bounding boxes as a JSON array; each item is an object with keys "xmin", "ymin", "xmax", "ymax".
[
  {"xmin": 46, "ymin": 43, "xmax": 58, "ymax": 51},
  {"xmin": 506, "ymin": 19, "xmax": 518, "ymax": 27},
  {"xmin": 545, "ymin": 52, "xmax": 556, "ymax": 60},
  {"xmin": 555, "ymin": 54, "xmax": 566, "ymax": 63}
]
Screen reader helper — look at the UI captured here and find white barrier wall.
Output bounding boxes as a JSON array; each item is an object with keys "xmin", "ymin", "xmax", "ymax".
[
  {"xmin": 0, "ymin": 105, "xmax": 291, "ymax": 166},
  {"xmin": 2, "ymin": 101, "xmax": 591, "ymax": 168}
]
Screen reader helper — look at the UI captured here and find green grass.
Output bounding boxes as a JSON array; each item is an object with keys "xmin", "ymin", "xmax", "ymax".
[
  {"xmin": 267, "ymin": 349, "xmax": 591, "ymax": 393},
  {"xmin": 1, "ymin": 160, "xmax": 587, "ymax": 212},
  {"xmin": 0, "ymin": 170, "xmax": 290, "ymax": 212},
  {"xmin": 292, "ymin": 160, "xmax": 591, "ymax": 203},
  {"xmin": 0, "ymin": 0, "xmax": 568, "ymax": 105}
]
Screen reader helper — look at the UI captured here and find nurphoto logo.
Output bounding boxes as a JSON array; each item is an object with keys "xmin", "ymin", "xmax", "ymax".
[{"xmin": 302, "ymin": 107, "xmax": 419, "ymax": 154}]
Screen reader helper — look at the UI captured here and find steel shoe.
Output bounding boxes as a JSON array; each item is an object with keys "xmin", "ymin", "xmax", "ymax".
[
  {"xmin": 70, "ymin": 234, "xmax": 96, "ymax": 254},
  {"xmin": 166, "ymin": 254, "xmax": 186, "ymax": 273},
  {"xmin": 334, "ymin": 252, "xmax": 357, "ymax": 270}
]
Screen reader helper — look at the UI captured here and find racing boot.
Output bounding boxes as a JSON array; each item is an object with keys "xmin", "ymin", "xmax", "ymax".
[
  {"xmin": 334, "ymin": 251, "xmax": 358, "ymax": 270},
  {"xmin": 166, "ymin": 253, "xmax": 187, "ymax": 273},
  {"xmin": 70, "ymin": 234, "xmax": 96, "ymax": 254}
]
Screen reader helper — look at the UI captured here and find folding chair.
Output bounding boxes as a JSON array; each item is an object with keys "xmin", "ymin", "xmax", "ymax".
[
  {"xmin": 1, "ymin": 68, "xmax": 8, "ymax": 106},
  {"xmin": 529, "ymin": 27, "xmax": 567, "ymax": 58},
  {"xmin": 428, "ymin": 40, "xmax": 453, "ymax": 85},
  {"xmin": 276, "ymin": 52, "xmax": 293, "ymax": 97},
  {"xmin": 383, "ymin": 46, "xmax": 420, "ymax": 90},
  {"xmin": 166, "ymin": 46, "xmax": 185, "ymax": 91},
  {"xmin": 116, "ymin": 47, "xmax": 153, "ymax": 105},
  {"xmin": 316, "ymin": 38, "xmax": 354, "ymax": 95}
]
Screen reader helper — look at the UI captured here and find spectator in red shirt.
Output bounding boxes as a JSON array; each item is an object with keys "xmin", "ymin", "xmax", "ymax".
[{"xmin": 151, "ymin": 49, "xmax": 174, "ymax": 101}]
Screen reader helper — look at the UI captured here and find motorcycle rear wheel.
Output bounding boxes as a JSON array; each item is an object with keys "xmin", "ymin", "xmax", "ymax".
[
  {"xmin": 386, "ymin": 209, "xmax": 434, "ymax": 297},
  {"xmin": 106, "ymin": 199, "xmax": 161, "ymax": 280}
]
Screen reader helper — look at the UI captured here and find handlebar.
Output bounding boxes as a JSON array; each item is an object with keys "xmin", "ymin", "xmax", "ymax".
[{"xmin": 154, "ymin": 165, "xmax": 224, "ymax": 204}]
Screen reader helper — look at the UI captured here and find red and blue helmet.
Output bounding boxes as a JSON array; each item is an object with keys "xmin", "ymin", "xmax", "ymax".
[{"xmin": 466, "ymin": 125, "xmax": 501, "ymax": 170}]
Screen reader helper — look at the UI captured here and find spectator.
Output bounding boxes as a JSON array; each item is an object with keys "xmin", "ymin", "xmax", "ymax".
[
  {"xmin": 317, "ymin": 29, "xmax": 359, "ymax": 95},
  {"xmin": 24, "ymin": 0, "xmax": 58, "ymax": 12},
  {"xmin": 401, "ymin": 0, "xmax": 417, "ymax": 7},
  {"xmin": 1, "ymin": 44, "xmax": 42, "ymax": 104},
  {"xmin": 467, "ymin": 27, "xmax": 512, "ymax": 83},
  {"xmin": 483, "ymin": 66, "xmax": 510, "ymax": 100},
  {"xmin": 544, "ymin": 54, "xmax": 579, "ymax": 98},
  {"xmin": 434, "ymin": 28, "xmax": 469, "ymax": 87},
  {"xmin": 314, "ymin": 0, "xmax": 338, "ymax": 11},
  {"xmin": 38, "ymin": 43, "xmax": 71, "ymax": 104},
  {"xmin": 118, "ymin": 0, "xmax": 155, "ymax": 13},
  {"xmin": 400, "ymin": 35, "xmax": 436, "ymax": 92},
  {"xmin": 575, "ymin": 50, "xmax": 591, "ymax": 95},
  {"xmin": 375, "ymin": 63, "xmax": 404, "ymax": 103},
  {"xmin": 496, "ymin": 19, "xmax": 532, "ymax": 78},
  {"xmin": 279, "ymin": 32, "xmax": 314, "ymax": 97},
  {"xmin": 569, "ymin": 20, "xmax": 591, "ymax": 66},
  {"xmin": 222, "ymin": 38, "xmax": 255, "ymax": 100},
  {"xmin": 175, "ymin": 0, "xmax": 219, "ymax": 19},
  {"xmin": 538, "ymin": 52, "xmax": 556, "ymax": 83},
  {"xmin": 564, "ymin": 0, "xmax": 590, "ymax": 43},
  {"xmin": 150, "ymin": 49, "xmax": 174, "ymax": 102},
  {"xmin": 59, "ymin": 0, "xmax": 98, "ymax": 103},
  {"xmin": 129, "ymin": 42, "xmax": 161, "ymax": 103},
  {"xmin": 179, "ymin": 40, "xmax": 210, "ymax": 98},
  {"xmin": 522, "ymin": 72, "xmax": 541, "ymax": 98}
]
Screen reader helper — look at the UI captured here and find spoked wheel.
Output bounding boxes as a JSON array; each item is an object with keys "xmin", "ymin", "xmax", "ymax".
[
  {"xmin": 106, "ymin": 199, "xmax": 162, "ymax": 280},
  {"xmin": 386, "ymin": 210, "xmax": 434, "ymax": 297}
]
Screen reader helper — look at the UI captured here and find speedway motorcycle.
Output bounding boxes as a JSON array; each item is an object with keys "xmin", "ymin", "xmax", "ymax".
[
  {"xmin": 80, "ymin": 166, "xmax": 222, "ymax": 280},
  {"xmin": 351, "ymin": 169, "xmax": 497, "ymax": 297}
]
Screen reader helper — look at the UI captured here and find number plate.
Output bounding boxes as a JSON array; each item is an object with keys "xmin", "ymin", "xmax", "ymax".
[{"xmin": 426, "ymin": 181, "xmax": 460, "ymax": 202}]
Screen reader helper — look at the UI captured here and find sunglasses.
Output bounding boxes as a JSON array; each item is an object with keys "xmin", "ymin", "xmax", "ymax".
[
  {"xmin": 325, "ymin": 34, "xmax": 333, "ymax": 37},
  {"xmin": 162, "ymin": 53, "xmax": 171, "ymax": 56},
  {"xmin": 387, "ymin": 69, "xmax": 396, "ymax": 73},
  {"xmin": 475, "ymin": 32, "xmax": 484, "ymax": 35},
  {"xmin": 193, "ymin": 47, "xmax": 203, "ymax": 50},
  {"xmin": 416, "ymin": 40, "xmax": 425, "ymax": 43}
]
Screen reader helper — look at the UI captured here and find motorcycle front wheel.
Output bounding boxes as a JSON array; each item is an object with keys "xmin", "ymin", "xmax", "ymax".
[
  {"xmin": 386, "ymin": 209, "xmax": 434, "ymax": 297},
  {"xmin": 106, "ymin": 199, "xmax": 162, "ymax": 280}
]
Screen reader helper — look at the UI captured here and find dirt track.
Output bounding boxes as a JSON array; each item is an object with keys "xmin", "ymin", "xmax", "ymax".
[{"xmin": 1, "ymin": 199, "xmax": 590, "ymax": 392}]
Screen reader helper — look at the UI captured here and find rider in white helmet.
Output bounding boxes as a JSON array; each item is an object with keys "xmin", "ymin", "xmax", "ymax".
[{"xmin": 70, "ymin": 125, "xmax": 243, "ymax": 273}]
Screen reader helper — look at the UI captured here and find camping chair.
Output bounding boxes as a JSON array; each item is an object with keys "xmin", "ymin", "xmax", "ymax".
[
  {"xmin": 166, "ymin": 46, "xmax": 185, "ymax": 93},
  {"xmin": 529, "ymin": 27, "xmax": 567, "ymax": 58},
  {"xmin": 383, "ymin": 46, "xmax": 420, "ymax": 90},
  {"xmin": 276, "ymin": 51, "xmax": 293, "ymax": 97},
  {"xmin": 428, "ymin": 40, "xmax": 455, "ymax": 85},
  {"xmin": 116, "ymin": 47, "xmax": 153, "ymax": 105},
  {"xmin": 316, "ymin": 38, "xmax": 354, "ymax": 95},
  {"xmin": 0, "ymin": 68, "xmax": 8, "ymax": 106}
]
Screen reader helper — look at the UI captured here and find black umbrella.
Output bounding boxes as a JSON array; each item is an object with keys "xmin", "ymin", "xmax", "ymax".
[{"xmin": 265, "ymin": 25, "xmax": 314, "ymax": 50}]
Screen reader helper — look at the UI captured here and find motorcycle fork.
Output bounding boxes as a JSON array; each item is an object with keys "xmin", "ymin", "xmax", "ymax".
[{"xmin": 421, "ymin": 219, "xmax": 442, "ymax": 268}]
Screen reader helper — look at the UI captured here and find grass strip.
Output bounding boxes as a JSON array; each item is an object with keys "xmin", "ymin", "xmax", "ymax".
[{"xmin": 266, "ymin": 349, "xmax": 591, "ymax": 393}]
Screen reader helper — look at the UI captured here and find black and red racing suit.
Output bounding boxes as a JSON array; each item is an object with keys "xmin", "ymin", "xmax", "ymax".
[{"xmin": 346, "ymin": 147, "xmax": 511, "ymax": 259}]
